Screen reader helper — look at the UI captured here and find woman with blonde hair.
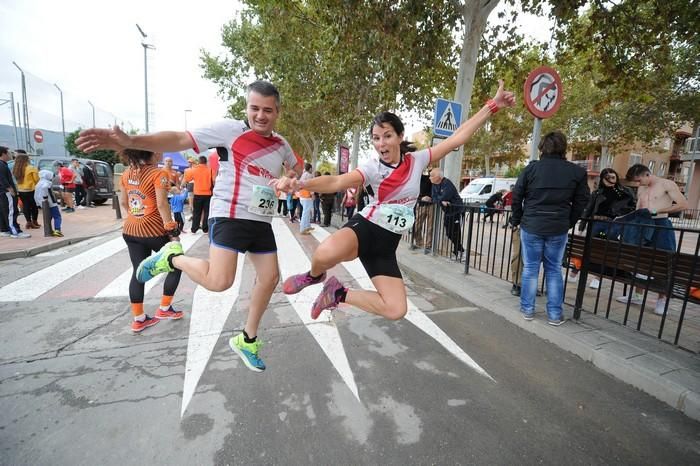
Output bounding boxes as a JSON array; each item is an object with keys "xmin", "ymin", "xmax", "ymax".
[{"xmin": 12, "ymin": 153, "xmax": 40, "ymax": 229}]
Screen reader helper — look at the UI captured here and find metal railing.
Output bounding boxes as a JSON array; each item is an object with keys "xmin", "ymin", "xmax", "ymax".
[
  {"xmin": 670, "ymin": 209, "xmax": 700, "ymax": 230},
  {"xmin": 404, "ymin": 203, "xmax": 700, "ymax": 353}
]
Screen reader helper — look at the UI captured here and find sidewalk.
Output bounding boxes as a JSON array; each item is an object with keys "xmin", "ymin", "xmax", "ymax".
[{"xmin": 0, "ymin": 201, "xmax": 124, "ymax": 260}]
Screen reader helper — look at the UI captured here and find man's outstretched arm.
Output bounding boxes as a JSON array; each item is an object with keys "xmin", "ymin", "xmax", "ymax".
[{"xmin": 76, "ymin": 125, "xmax": 194, "ymax": 154}]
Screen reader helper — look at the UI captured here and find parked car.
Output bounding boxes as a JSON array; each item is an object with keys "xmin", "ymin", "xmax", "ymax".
[
  {"xmin": 9, "ymin": 155, "xmax": 114, "ymax": 205},
  {"xmin": 460, "ymin": 177, "xmax": 517, "ymax": 203}
]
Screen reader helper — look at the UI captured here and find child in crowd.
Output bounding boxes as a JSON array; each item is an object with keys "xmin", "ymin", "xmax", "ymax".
[
  {"xmin": 34, "ymin": 170, "xmax": 63, "ymax": 237},
  {"xmin": 169, "ymin": 186, "xmax": 188, "ymax": 234}
]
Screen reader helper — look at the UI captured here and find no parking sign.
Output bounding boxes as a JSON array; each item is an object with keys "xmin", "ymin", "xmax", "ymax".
[{"xmin": 523, "ymin": 66, "xmax": 563, "ymax": 119}]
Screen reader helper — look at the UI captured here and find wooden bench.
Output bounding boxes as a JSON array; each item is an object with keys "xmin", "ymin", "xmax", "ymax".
[{"xmin": 567, "ymin": 234, "xmax": 700, "ymax": 303}]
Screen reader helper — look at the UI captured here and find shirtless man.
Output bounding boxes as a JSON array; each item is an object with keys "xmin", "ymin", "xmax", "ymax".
[{"xmin": 616, "ymin": 164, "xmax": 688, "ymax": 314}]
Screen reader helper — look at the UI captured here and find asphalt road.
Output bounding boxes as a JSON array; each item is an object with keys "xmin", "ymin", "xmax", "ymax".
[{"xmin": 0, "ymin": 220, "xmax": 698, "ymax": 465}]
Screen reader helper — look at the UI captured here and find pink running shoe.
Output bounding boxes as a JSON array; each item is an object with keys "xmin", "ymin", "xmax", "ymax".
[
  {"xmin": 311, "ymin": 276, "xmax": 344, "ymax": 320},
  {"xmin": 282, "ymin": 271, "xmax": 326, "ymax": 295}
]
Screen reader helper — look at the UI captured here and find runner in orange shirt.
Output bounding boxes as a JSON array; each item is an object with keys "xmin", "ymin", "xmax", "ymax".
[
  {"xmin": 120, "ymin": 149, "xmax": 183, "ymax": 333},
  {"xmin": 182, "ymin": 155, "xmax": 214, "ymax": 233}
]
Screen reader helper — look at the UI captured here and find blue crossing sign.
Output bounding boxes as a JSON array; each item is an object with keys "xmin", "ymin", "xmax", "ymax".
[{"xmin": 433, "ymin": 98, "xmax": 463, "ymax": 137}]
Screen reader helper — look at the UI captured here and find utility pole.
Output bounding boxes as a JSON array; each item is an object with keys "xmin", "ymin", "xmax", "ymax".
[
  {"xmin": 136, "ymin": 24, "xmax": 155, "ymax": 133},
  {"xmin": 54, "ymin": 84, "xmax": 67, "ymax": 155}
]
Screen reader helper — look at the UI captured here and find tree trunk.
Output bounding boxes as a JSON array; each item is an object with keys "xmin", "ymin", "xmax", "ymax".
[
  {"xmin": 350, "ymin": 125, "xmax": 361, "ymax": 171},
  {"xmin": 443, "ymin": 0, "xmax": 499, "ymax": 187}
]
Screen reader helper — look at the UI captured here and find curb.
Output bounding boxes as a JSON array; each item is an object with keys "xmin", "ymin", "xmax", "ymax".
[
  {"xmin": 0, "ymin": 224, "xmax": 123, "ymax": 261},
  {"xmin": 395, "ymin": 244, "xmax": 700, "ymax": 422}
]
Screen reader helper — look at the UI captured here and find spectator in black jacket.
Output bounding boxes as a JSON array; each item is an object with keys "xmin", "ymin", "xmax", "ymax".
[
  {"xmin": 0, "ymin": 146, "xmax": 30, "ymax": 238},
  {"xmin": 83, "ymin": 161, "xmax": 98, "ymax": 208},
  {"xmin": 428, "ymin": 167, "xmax": 465, "ymax": 260},
  {"xmin": 510, "ymin": 131, "xmax": 589, "ymax": 325}
]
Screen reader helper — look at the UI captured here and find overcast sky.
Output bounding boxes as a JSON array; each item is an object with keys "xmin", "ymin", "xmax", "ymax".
[{"xmin": 0, "ymin": 0, "xmax": 551, "ymax": 148}]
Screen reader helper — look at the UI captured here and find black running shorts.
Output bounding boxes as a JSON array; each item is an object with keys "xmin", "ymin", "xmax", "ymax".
[
  {"xmin": 208, "ymin": 217, "xmax": 277, "ymax": 254},
  {"xmin": 344, "ymin": 214, "xmax": 402, "ymax": 279}
]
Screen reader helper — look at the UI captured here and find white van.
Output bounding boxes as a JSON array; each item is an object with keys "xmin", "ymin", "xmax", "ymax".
[{"xmin": 460, "ymin": 177, "xmax": 517, "ymax": 203}]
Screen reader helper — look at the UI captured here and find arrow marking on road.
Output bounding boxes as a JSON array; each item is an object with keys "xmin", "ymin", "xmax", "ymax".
[{"xmin": 272, "ymin": 218, "xmax": 360, "ymax": 401}]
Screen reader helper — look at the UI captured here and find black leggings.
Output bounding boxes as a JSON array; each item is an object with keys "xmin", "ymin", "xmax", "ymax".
[
  {"xmin": 123, "ymin": 234, "xmax": 182, "ymax": 303},
  {"xmin": 18, "ymin": 191, "xmax": 38, "ymax": 223}
]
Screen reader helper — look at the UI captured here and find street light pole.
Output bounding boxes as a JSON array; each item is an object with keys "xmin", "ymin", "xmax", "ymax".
[
  {"xmin": 12, "ymin": 61, "xmax": 31, "ymax": 152},
  {"xmin": 136, "ymin": 24, "xmax": 155, "ymax": 133},
  {"xmin": 54, "ymin": 84, "xmax": 67, "ymax": 155},
  {"xmin": 87, "ymin": 100, "xmax": 95, "ymax": 128},
  {"xmin": 184, "ymin": 109, "xmax": 192, "ymax": 130}
]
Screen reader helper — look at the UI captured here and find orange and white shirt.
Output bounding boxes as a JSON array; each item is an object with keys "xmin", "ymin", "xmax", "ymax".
[{"xmin": 121, "ymin": 165, "xmax": 170, "ymax": 238}]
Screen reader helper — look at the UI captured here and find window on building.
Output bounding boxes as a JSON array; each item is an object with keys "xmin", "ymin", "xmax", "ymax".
[
  {"xmin": 658, "ymin": 162, "xmax": 666, "ymax": 176},
  {"xmin": 648, "ymin": 160, "xmax": 656, "ymax": 173}
]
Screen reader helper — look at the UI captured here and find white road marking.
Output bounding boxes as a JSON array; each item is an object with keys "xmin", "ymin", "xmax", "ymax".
[
  {"xmin": 181, "ymin": 253, "xmax": 245, "ymax": 417},
  {"xmin": 95, "ymin": 232, "xmax": 204, "ymax": 298},
  {"xmin": 0, "ymin": 236, "xmax": 126, "ymax": 302},
  {"xmin": 272, "ymin": 218, "xmax": 360, "ymax": 401},
  {"xmin": 309, "ymin": 226, "xmax": 494, "ymax": 381}
]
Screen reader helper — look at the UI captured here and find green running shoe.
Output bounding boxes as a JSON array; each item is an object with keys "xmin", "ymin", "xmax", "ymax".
[
  {"xmin": 229, "ymin": 333, "xmax": 265, "ymax": 372},
  {"xmin": 135, "ymin": 241, "xmax": 183, "ymax": 283}
]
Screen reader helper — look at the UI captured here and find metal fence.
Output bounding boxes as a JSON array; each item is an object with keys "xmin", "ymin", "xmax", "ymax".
[{"xmin": 404, "ymin": 203, "xmax": 700, "ymax": 353}]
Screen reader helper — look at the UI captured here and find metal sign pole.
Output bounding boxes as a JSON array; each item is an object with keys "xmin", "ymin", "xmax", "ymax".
[{"xmin": 529, "ymin": 118, "xmax": 542, "ymax": 162}]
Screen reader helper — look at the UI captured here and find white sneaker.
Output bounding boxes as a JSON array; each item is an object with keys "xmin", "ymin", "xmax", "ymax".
[
  {"xmin": 566, "ymin": 271, "xmax": 579, "ymax": 282},
  {"xmin": 654, "ymin": 298, "xmax": 667, "ymax": 316},
  {"xmin": 635, "ymin": 273, "xmax": 648, "ymax": 280},
  {"xmin": 616, "ymin": 293, "xmax": 643, "ymax": 305},
  {"xmin": 0, "ymin": 232, "xmax": 11, "ymax": 237},
  {"xmin": 77, "ymin": 205, "xmax": 86, "ymax": 209},
  {"xmin": 10, "ymin": 232, "xmax": 31, "ymax": 239},
  {"xmin": 589, "ymin": 279, "xmax": 600, "ymax": 289}
]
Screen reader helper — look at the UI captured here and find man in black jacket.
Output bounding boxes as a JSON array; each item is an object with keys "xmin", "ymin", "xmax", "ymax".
[
  {"xmin": 428, "ymin": 168, "xmax": 465, "ymax": 260},
  {"xmin": 0, "ymin": 146, "xmax": 30, "ymax": 238},
  {"xmin": 510, "ymin": 131, "xmax": 589, "ymax": 325}
]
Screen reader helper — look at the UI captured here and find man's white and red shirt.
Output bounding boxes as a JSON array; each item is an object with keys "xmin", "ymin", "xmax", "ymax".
[
  {"xmin": 187, "ymin": 120, "xmax": 298, "ymax": 223},
  {"xmin": 356, "ymin": 148, "xmax": 432, "ymax": 228}
]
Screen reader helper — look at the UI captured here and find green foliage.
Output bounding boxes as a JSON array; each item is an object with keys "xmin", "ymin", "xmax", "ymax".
[
  {"xmin": 65, "ymin": 129, "xmax": 119, "ymax": 165},
  {"xmin": 504, "ymin": 164, "xmax": 525, "ymax": 178}
]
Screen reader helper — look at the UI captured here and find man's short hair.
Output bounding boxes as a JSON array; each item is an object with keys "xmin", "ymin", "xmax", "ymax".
[
  {"xmin": 198, "ymin": 155, "xmax": 207, "ymax": 164},
  {"xmin": 71, "ymin": 158, "xmax": 79, "ymax": 162},
  {"xmin": 538, "ymin": 131, "xmax": 567, "ymax": 159},
  {"xmin": 247, "ymin": 80, "xmax": 281, "ymax": 109},
  {"xmin": 15, "ymin": 149, "xmax": 27, "ymax": 155},
  {"xmin": 304, "ymin": 162, "xmax": 312, "ymax": 171},
  {"xmin": 626, "ymin": 164, "xmax": 651, "ymax": 181},
  {"xmin": 0, "ymin": 146, "xmax": 8, "ymax": 157}
]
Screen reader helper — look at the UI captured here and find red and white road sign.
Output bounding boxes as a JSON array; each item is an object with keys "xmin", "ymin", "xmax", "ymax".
[
  {"xmin": 523, "ymin": 66, "xmax": 563, "ymax": 119},
  {"xmin": 33, "ymin": 130, "xmax": 44, "ymax": 144}
]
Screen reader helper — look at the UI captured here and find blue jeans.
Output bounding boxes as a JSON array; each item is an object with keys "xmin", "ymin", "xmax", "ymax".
[
  {"xmin": 300, "ymin": 198, "xmax": 313, "ymax": 231},
  {"xmin": 520, "ymin": 228, "xmax": 568, "ymax": 320}
]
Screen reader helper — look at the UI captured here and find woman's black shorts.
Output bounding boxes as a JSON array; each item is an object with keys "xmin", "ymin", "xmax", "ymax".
[
  {"xmin": 344, "ymin": 214, "xmax": 402, "ymax": 279},
  {"xmin": 209, "ymin": 217, "xmax": 277, "ymax": 254}
]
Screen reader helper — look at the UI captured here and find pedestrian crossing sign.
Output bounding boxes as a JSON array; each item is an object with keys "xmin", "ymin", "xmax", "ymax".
[{"xmin": 433, "ymin": 98, "xmax": 463, "ymax": 137}]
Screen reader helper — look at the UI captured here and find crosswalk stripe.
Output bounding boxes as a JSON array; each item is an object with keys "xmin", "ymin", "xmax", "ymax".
[
  {"xmin": 181, "ymin": 253, "xmax": 245, "ymax": 417},
  {"xmin": 272, "ymin": 218, "xmax": 360, "ymax": 401},
  {"xmin": 309, "ymin": 226, "xmax": 494, "ymax": 381},
  {"xmin": 0, "ymin": 236, "xmax": 126, "ymax": 302},
  {"xmin": 95, "ymin": 232, "xmax": 205, "ymax": 298}
]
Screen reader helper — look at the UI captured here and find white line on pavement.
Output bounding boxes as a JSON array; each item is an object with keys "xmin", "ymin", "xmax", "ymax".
[
  {"xmin": 309, "ymin": 226, "xmax": 494, "ymax": 382},
  {"xmin": 181, "ymin": 253, "xmax": 245, "ymax": 417},
  {"xmin": 0, "ymin": 236, "xmax": 126, "ymax": 302},
  {"xmin": 95, "ymin": 232, "xmax": 204, "ymax": 298},
  {"xmin": 272, "ymin": 218, "xmax": 360, "ymax": 401}
]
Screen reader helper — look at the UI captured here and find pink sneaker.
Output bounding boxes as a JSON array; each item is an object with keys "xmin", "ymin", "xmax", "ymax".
[
  {"xmin": 282, "ymin": 271, "xmax": 326, "ymax": 295},
  {"xmin": 311, "ymin": 276, "xmax": 344, "ymax": 320}
]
